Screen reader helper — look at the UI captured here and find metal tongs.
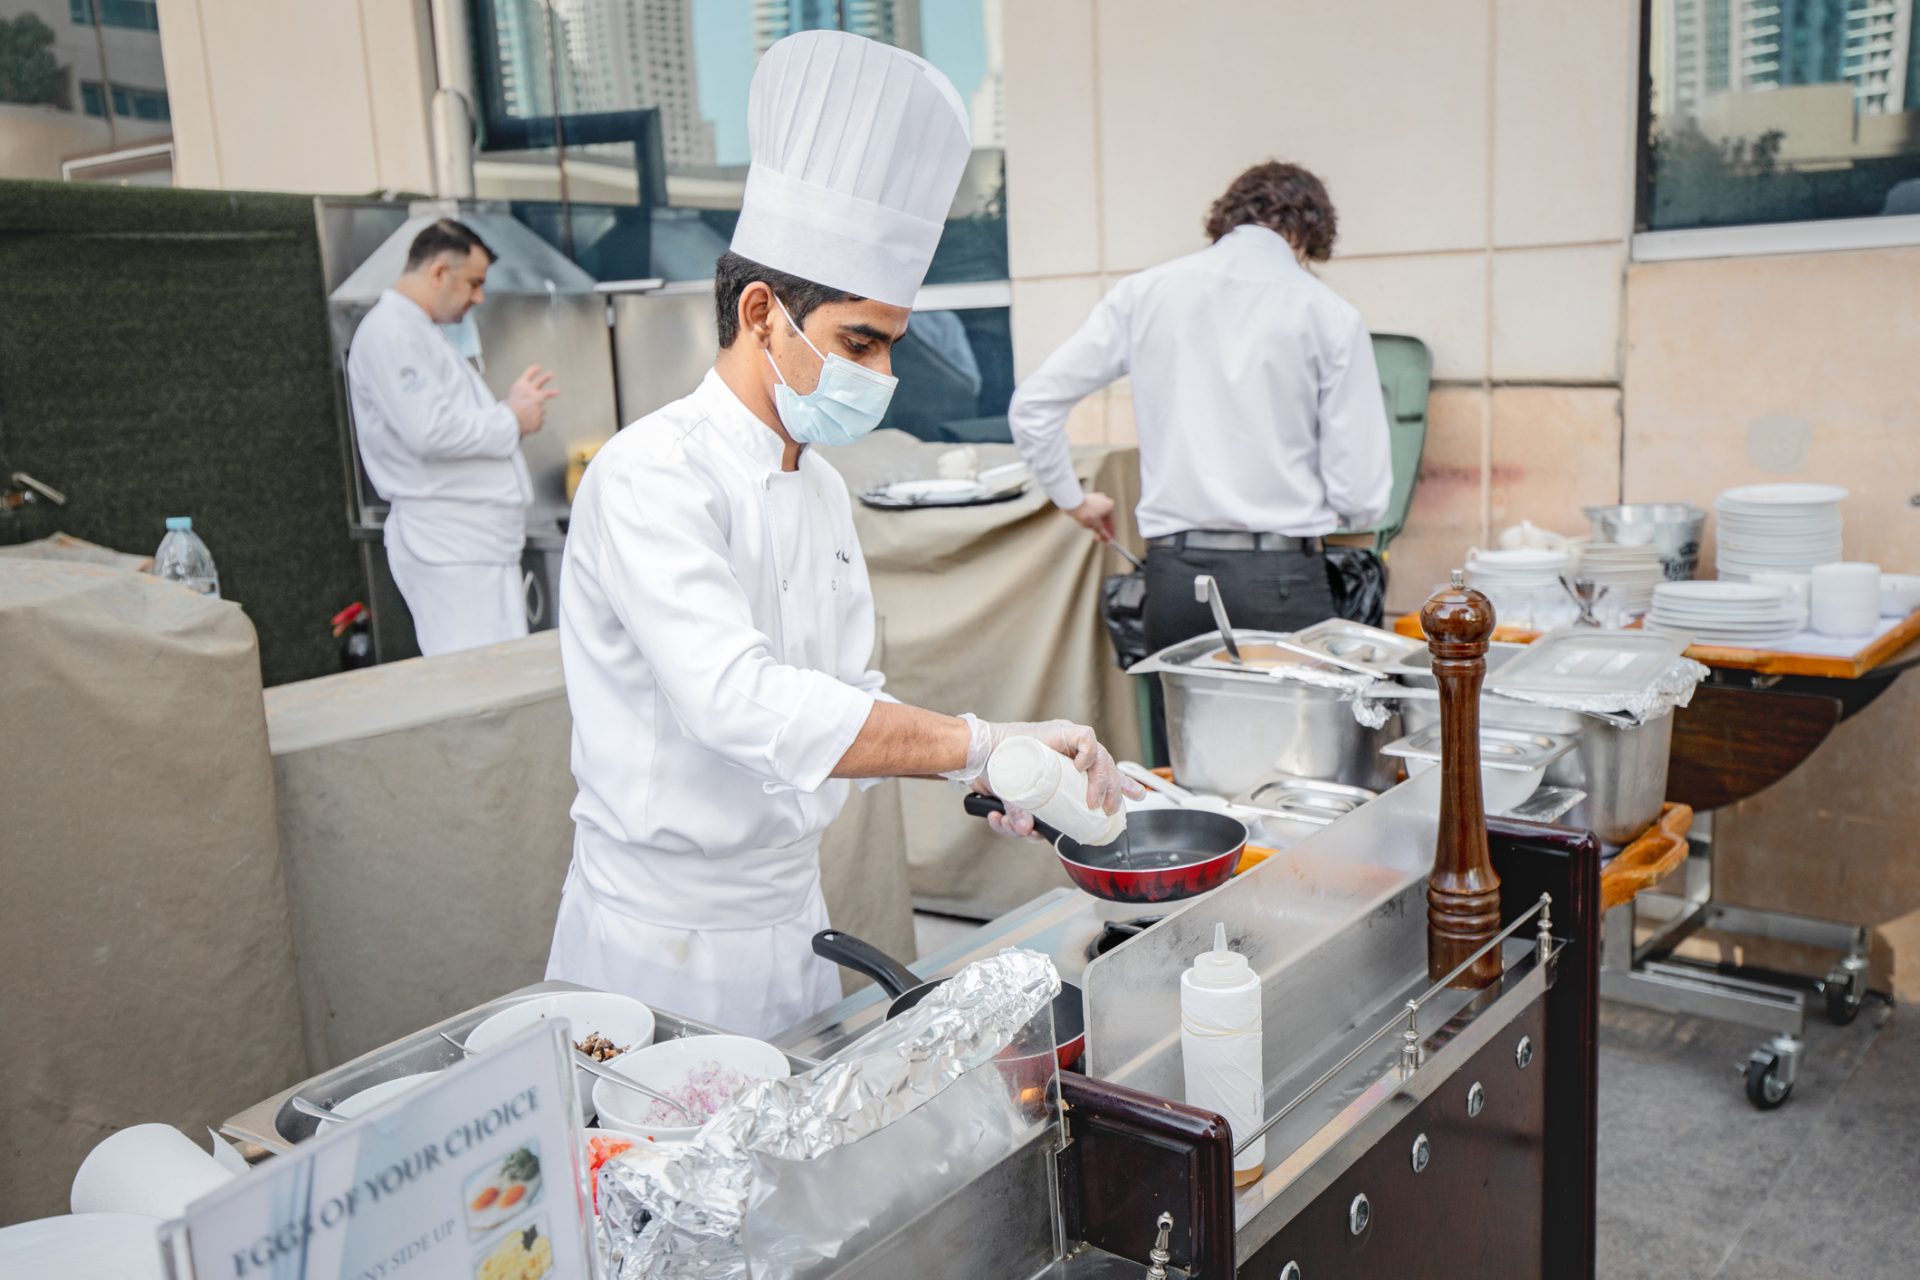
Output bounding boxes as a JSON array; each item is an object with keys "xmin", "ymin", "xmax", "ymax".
[
  {"xmin": 1559, "ymin": 575, "xmax": 1610, "ymax": 627},
  {"xmin": 1194, "ymin": 574, "xmax": 1242, "ymax": 663}
]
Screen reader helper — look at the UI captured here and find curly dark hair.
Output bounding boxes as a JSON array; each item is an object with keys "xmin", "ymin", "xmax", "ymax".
[{"xmin": 1203, "ymin": 162, "xmax": 1338, "ymax": 261}]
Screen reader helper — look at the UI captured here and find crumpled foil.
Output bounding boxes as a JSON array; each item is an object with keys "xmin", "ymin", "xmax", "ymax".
[
  {"xmin": 598, "ymin": 949, "xmax": 1060, "ymax": 1279},
  {"xmin": 1261, "ymin": 664, "xmax": 1398, "ymax": 729},
  {"xmin": 1483, "ymin": 656, "xmax": 1711, "ymax": 724}
]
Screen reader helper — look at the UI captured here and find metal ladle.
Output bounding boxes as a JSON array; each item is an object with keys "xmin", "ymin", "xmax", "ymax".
[
  {"xmin": 1195, "ymin": 574, "xmax": 1242, "ymax": 663},
  {"xmin": 440, "ymin": 1030, "xmax": 703, "ymax": 1123}
]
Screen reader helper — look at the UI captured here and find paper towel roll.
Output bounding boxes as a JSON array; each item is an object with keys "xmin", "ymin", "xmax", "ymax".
[{"xmin": 71, "ymin": 1124, "xmax": 236, "ymax": 1220}]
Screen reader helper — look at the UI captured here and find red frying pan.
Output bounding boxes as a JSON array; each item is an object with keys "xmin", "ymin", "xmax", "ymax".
[
  {"xmin": 812, "ymin": 928, "xmax": 1085, "ymax": 1070},
  {"xmin": 962, "ymin": 793, "xmax": 1247, "ymax": 905}
]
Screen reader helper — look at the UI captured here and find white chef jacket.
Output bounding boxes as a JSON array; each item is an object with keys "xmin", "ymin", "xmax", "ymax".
[
  {"xmin": 546, "ymin": 369, "xmax": 884, "ymax": 1035},
  {"xmin": 1007, "ymin": 224, "xmax": 1393, "ymax": 540},
  {"xmin": 347, "ymin": 290, "xmax": 532, "ymax": 566}
]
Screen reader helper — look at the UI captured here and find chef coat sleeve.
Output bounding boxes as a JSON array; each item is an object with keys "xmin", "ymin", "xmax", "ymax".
[
  {"xmin": 838, "ymin": 537, "xmax": 896, "ymax": 790},
  {"xmin": 1007, "ymin": 284, "xmax": 1133, "ymax": 512},
  {"xmin": 354, "ymin": 330, "xmax": 521, "ymax": 462},
  {"xmin": 593, "ymin": 459, "xmax": 877, "ymax": 794},
  {"xmin": 1318, "ymin": 316, "xmax": 1394, "ymax": 532}
]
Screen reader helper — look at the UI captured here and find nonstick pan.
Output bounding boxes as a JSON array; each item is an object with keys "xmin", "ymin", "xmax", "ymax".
[
  {"xmin": 962, "ymin": 793, "xmax": 1246, "ymax": 905},
  {"xmin": 811, "ymin": 928, "xmax": 1085, "ymax": 1070}
]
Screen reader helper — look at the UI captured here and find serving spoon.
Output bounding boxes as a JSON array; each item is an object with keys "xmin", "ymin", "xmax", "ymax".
[{"xmin": 442, "ymin": 1030, "xmax": 702, "ymax": 1123}]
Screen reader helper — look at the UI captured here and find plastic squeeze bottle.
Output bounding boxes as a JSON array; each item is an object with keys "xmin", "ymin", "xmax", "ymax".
[
  {"xmin": 984, "ymin": 735, "xmax": 1127, "ymax": 846},
  {"xmin": 1182, "ymin": 923, "xmax": 1265, "ymax": 1186}
]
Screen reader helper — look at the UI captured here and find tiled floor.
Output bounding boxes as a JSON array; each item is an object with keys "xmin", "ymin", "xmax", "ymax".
[{"xmin": 911, "ymin": 913, "xmax": 1914, "ymax": 1278}]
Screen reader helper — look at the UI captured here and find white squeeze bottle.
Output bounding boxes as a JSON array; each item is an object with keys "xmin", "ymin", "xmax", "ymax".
[
  {"xmin": 1182, "ymin": 923, "xmax": 1265, "ymax": 1186},
  {"xmin": 984, "ymin": 735, "xmax": 1127, "ymax": 846}
]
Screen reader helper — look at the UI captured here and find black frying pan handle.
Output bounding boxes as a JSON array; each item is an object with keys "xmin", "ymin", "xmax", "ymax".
[
  {"xmin": 960, "ymin": 792, "xmax": 1068, "ymax": 845},
  {"xmin": 811, "ymin": 929, "xmax": 921, "ymax": 998}
]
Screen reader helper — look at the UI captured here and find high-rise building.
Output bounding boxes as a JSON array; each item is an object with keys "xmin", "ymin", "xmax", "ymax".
[
  {"xmin": 1659, "ymin": 0, "xmax": 1918, "ymax": 118},
  {"xmin": 482, "ymin": 0, "xmax": 715, "ymax": 170},
  {"xmin": 753, "ymin": 0, "xmax": 921, "ymax": 58},
  {"xmin": 481, "ymin": 0, "xmax": 556, "ymax": 121},
  {"xmin": 970, "ymin": 0, "xmax": 1005, "ymax": 149}
]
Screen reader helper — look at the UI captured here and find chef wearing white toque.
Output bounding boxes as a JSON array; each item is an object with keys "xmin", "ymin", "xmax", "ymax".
[{"xmin": 545, "ymin": 30, "xmax": 1136, "ymax": 1038}]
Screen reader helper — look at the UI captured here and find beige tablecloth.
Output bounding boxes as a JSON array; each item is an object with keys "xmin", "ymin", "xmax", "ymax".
[
  {"xmin": 264, "ymin": 632, "xmax": 914, "ymax": 1070},
  {"xmin": 0, "ymin": 563, "xmax": 306, "ymax": 1225},
  {"xmin": 823, "ymin": 432, "xmax": 1145, "ymax": 919}
]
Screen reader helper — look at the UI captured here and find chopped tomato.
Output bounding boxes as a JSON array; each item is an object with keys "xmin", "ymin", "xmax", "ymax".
[
  {"xmin": 587, "ymin": 1135, "xmax": 636, "ymax": 1213},
  {"xmin": 470, "ymin": 1185, "xmax": 500, "ymax": 1212}
]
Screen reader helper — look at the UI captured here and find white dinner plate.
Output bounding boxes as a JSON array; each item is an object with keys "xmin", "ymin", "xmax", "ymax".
[
  {"xmin": 1717, "ymin": 483, "xmax": 1849, "ymax": 508},
  {"xmin": 1654, "ymin": 581, "xmax": 1789, "ymax": 604},
  {"xmin": 0, "ymin": 1214, "xmax": 164, "ymax": 1278}
]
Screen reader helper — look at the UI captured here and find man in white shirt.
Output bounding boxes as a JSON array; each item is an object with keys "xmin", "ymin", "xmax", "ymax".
[
  {"xmin": 1008, "ymin": 161, "xmax": 1393, "ymax": 754},
  {"xmin": 347, "ymin": 219, "xmax": 559, "ymax": 656},
  {"xmin": 545, "ymin": 31, "xmax": 1133, "ymax": 1038}
]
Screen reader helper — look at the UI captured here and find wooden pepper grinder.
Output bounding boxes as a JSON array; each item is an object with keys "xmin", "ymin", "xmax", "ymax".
[{"xmin": 1421, "ymin": 569, "xmax": 1502, "ymax": 987}]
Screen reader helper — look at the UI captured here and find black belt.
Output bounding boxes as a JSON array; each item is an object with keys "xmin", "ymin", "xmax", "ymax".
[{"xmin": 1148, "ymin": 531, "xmax": 1325, "ymax": 553}]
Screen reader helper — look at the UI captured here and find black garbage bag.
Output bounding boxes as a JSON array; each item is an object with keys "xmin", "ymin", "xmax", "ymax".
[
  {"xmin": 1326, "ymin": 546, "xmax": 1387, "ymax": 627},
  {"xmin": 1101, "ymin": 569, "xmax": 1151, "ymax": 671}
]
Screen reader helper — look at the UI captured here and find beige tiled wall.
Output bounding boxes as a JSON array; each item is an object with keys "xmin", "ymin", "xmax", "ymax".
[
  {"xmin": 160, "ymin": 0, "xmax": 435, "ymax": 194},
  {"xmin": 1623, "ymin": 249, "xmax": 1920, "ymax": 572}
]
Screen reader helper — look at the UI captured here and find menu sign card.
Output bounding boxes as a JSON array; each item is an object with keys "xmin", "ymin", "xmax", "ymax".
[{"xmin": 162, "ymin": 1022, "xmax": 597, "ymax": 1280}]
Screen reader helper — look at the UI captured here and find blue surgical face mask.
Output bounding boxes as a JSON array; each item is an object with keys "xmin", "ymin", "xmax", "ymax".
[
  {"xmin": 765, "ymin": 294, "xmax": 897, "ymax": 447},
  {"xmin": 439, "ymin": 311, "xmax": 484, "ymax": 367}
]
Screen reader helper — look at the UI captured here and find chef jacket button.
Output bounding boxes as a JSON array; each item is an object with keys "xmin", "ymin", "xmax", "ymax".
[{"xmin": 782, "ymin": 578, "xmax": 788, "ymax": 590}]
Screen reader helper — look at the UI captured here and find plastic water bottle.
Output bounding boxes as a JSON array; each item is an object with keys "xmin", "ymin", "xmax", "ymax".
[{"xmin": 153, "ymin": 516, "xmax": 221, "ymax": 598}]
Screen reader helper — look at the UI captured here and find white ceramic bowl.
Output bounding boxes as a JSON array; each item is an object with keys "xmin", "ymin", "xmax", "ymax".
[
  {"xmin": 467, "ymin": 992, "xmax": 657, "ymax": 1121},
  {"xmin": 592, "ymin": 1035, "xmax": 791, "ymax": 1143},
  {"xmin": 320, "ymin": 1071, "xmax": 440, "ymax": 1131},
  {"xmin": 1882, "ymin": 574, "xmax": 1920, "ymax": 618}
]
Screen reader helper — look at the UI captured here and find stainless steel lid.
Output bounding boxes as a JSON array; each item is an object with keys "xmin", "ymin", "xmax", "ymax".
[
  {"xmin": 1266, "ymin": 618, "xmax": 1425, "ymax": 676},
  {"xmin": 1484, "ymin": 628, "xmax": 1689, "ymax": 706},
  {"xmin": 1381, "ymin": 724, "xmax": 1579, "ymax": 772}
]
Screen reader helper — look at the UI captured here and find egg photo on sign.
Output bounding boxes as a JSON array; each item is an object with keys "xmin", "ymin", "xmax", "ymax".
[
  {"xmin": 462, "ymin": 1141, "xmax": 544, "ymax": 1241},
  {"xmin": 472, "ymin": 1218, "xmax": 553, "ymax": 1280}
]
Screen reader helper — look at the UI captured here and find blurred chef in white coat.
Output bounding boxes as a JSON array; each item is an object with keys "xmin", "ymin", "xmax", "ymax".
[
  {"xmin": 546, "ymin": 31, "xmax": 1135, "ymax": 1038},
  {"xmin": 347, "ymin": 218, "xmax": 560, "ymax": 656}
]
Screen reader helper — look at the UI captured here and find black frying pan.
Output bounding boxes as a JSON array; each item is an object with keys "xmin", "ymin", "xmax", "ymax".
[{"xmin": 811, "ymin": 928, "xmax": 1085, "ymax": 1069}]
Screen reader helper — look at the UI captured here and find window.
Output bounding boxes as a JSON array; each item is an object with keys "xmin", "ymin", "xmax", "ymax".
[
  {"xmin": 80, "ymin": 80, "xmax": 170, "ymax": 121},
  {"xmin": 69, "ymin": 0, "xmax": 160, "ymax": 32},
  {"xmin": 1642, "ymin": 0, "xmax": 1920, "ymax": 231},
  {"xmin": 470, "ymin": 1, "xmax": 1006, "ymax": 271}
]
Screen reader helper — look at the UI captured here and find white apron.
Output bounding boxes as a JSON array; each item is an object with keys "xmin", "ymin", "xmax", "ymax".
[
  {"xmin": 545, "ymin": 833, "xmax": 840, "ymax": 1039},
  {"xmin": 386, "ymin": 520, "xmax": 528, "ymax": 657},
  {"xmin": 545, "ymin": 371, "xmax": 884, "ymax": 1039}
]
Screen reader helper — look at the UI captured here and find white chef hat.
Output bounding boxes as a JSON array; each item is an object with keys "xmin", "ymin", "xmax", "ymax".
[{"xmin": 729, "ymin": 29, "xmax": 973, "ymax": 308}]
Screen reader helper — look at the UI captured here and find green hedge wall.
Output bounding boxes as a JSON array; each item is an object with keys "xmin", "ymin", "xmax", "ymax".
[{"xmin": 0, "ymin": 180, "xmax": 363, "ymax": 685}]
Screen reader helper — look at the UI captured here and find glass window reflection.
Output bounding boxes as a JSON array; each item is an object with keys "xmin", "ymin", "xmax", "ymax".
[{"xmin": 1645, "ymin": 0, "xmax": 1920, "ymax": 230}]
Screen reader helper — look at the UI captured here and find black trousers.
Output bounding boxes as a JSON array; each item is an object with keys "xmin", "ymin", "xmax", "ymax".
[{"xmin": 1142, "ymin": 542, "xmax": 1336, "ymax": 766}]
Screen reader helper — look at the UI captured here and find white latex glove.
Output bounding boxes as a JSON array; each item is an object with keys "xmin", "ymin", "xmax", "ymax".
[{"xmin": 946, "ymin": 715, "xmax": 1139, "ymax": 839}]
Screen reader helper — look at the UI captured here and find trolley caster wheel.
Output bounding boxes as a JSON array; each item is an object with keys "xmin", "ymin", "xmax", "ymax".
[
  {"xmin": 1744, "ymin": 1053, "xmax": 1792, "ymax": 1110},
  {"xmin": 1824, "ymin": 958, "xmax": 1867, "ymax": 1026}
]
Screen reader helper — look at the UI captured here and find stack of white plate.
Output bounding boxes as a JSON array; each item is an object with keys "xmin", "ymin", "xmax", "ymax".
[
  {"xmin": 1645, "ymin": 580, "xmax": 1805, "ymax": 648},
  {"xmin": 1571, "ymin": 542, "xmax": 1663, "ymax": 619},
  {"xmin": 1714, "ymin": 483, "xmax": 1846, "ymax": 580},
  {"xmin": 1464, "ymin": 548, "xmax": 1578, "ymax": 630}
]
